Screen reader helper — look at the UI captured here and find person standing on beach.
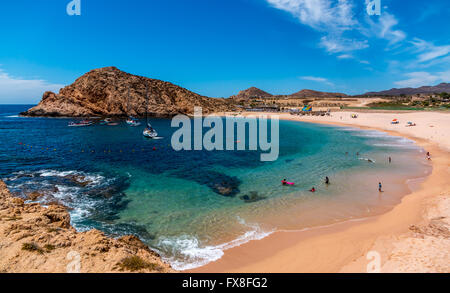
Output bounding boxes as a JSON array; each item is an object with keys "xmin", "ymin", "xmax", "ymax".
[
  {"xmin": 325, "ymin": 177, "xmax": 330, "ymax": 185},
  {"xmin": 378, "ymin": 182, "xmax": 383, "ymax": 192},
  {"xmin": 389, "ymin": 157, "xmax": 392, "ymax": 163}
]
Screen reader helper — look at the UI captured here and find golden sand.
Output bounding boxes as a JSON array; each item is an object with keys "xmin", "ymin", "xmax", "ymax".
[{"xmin": 192, "ymin": 111, "xmax": 450, "ymax": 273}]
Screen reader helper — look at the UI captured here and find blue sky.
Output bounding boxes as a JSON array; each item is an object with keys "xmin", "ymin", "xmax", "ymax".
[{"xmin": 0, "ymin": 0, "xmax": 449, "ymax": 103}]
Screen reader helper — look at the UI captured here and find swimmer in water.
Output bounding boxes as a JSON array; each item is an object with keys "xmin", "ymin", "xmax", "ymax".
[
  {"xmin": 310, "ymin": 187, "xmax": 316, "ymax": 192},
  {"xmin": 282, "ymin": 179, "xmax": 287, "ymax": 185},
  {"xmin": 325, "ymin": 177, "xmax": 330, "ymax": 185}
]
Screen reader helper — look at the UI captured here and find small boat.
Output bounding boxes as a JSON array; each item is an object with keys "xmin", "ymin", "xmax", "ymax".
[
  {"xmin": 99, "ymin": 118, "xmax": 113, "ymax": 125},
  {"xmin": 143, "ymin": 123, "xmax": 158, "ymax": 138},
  {"xmin": 126, "ymin": 117, "xmax": 141, "ymax": 126},
  {"xmin": 68, "ymin": 120, "xmax": 94, "ymax": 127},
  {"xmin": 126, "ymin": 117, "xmax": 135, "ymax": 125}
]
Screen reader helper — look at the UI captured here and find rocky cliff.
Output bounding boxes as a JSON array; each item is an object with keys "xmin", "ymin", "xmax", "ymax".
[
  {"xmin": 0, "ymin": 180, "xmax": 174, "ymax": 273},
  {"xmin": 23, "ymin": 67, "xmax": 236, "ymax": 117}
]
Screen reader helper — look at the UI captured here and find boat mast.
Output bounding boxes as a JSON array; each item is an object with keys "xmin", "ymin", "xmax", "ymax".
[{"xmin": 127, "ymin": 87, "xmax": 130, "ymax": 117}]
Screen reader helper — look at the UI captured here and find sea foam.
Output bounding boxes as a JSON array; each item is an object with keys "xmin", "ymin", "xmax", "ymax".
[{"xmin": 156, "ymin": 217, "xmax": 274, "ymax": 271}]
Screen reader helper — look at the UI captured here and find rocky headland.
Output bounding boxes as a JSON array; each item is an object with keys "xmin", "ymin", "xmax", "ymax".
[
  {"xmin": 22, "ymin": 66, "xmax": 236, "ymax": 118},
  {"xmin": 0, "ymin": 180, "xmax": 174, "ymax": 273}
]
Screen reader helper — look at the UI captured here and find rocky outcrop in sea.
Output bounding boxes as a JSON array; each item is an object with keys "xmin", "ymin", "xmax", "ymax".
[{"xmin": 0, "ymin": 180, "xmax": 174, "ymax": 273}]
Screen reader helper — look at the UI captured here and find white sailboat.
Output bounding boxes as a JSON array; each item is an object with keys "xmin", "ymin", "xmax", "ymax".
[
  {"xmin": 126, "ymin": 88, "xmax": 141, "ymax": 126},
  {"xmin": 143, "ymin": 85, "xmax": 159, "ymax": 139},
  {"xmin": 143, "ymin": 123, "xmax": 158, "ymax": 138}
]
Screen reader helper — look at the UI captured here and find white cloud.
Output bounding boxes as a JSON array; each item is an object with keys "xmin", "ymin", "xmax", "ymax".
[
  {"xmin": 410, "ymin": 38, "xmax": 450, "ymax": 63},
  {"xmin": 266, "ymin": 0, "xmax": 407, "ymax": 59},
  {"xmin": 266, "ymin": 0, "xmax": 356, "ymax": 32},
  {"xmin": 266, "ymin": 0, "xmax": 366, "ymax": 56},
  {"xmin": 337, "ymin": 54, "xmax": 353, "ymax": 59},
  {"xmin": 0, "ymin": 68, "xmax": 63, "ymax": 104},
  {"xmin": 363, "ymin": 12, "xmax": 406, "ymax": 45},
  {"xmin": 300, "ymin": 75, "xmax": 334, "ymax": 86},
  {"xmin": 378, "ymin": 13, "xmax": 406, "ymax": 44},
  {"xmin": 394, "ymin": 71, "xmax": 450, "ymax": 88},
  {"xmin": 320, "ymin": 36, "xmax": 368, "ymax": 53}
]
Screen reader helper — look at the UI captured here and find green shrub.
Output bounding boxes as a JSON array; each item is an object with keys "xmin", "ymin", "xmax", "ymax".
[
  {"xmin": 44, "ymin": 244, "xmax": 56, "ymax": 252},
  {"xmin": 22, "ymin": 243, "xmax": 44, "ymax": 254},
  {"xmin": 117, "ymin": 256, "xmax": 160, "ymax": 272}
]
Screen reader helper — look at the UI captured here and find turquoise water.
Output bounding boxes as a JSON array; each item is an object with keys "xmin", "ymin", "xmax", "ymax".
[{"xmin": 0, "ymin": 105, "xmax": 431, "ymax": 270}]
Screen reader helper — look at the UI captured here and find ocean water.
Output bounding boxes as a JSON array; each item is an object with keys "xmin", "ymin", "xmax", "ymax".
[{"xmin": 0, "ymin": 105, "xmax": 431, "ymax": 270}]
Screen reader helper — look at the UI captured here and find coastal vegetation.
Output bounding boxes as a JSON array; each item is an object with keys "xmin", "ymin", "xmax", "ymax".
[
  {"xmin": 117, "ymin": 256, "xmax": 161, "ymax": 272},
  {"xmin": 364, "ymin": 94, "xmax": 450, "ymax": 110},
  {"xmin": 22, "ymin": 243, "xmax": 44, "ymax": 254}
]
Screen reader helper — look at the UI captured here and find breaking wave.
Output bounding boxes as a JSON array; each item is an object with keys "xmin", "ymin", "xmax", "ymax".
[
  {"xmin": 156, "ymin": 217, "xmax": 274, "ymax": 271},
  {"xmin": 4, "ymin": 169, "xmax": 129, "ymax": 231}
]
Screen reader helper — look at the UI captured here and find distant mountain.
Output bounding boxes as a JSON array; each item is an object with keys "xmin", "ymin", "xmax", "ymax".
[
  {"xmin": 23, "ymin": 67, "xmax": 236, "ymax": 117},
  {"xmin": 363, "ymin": 83, "xmax": 450, "ymax": 96},
  {"xmin": 230, "ymin": 87, "xmax": 273, "ymax": 100},
  {"xmin": 230, "ymin": 87, "xmax": 347, "ymax": 100},
  {"xmin": 290, "ymin": 89, "xmax": 347, "ymax": 99}
]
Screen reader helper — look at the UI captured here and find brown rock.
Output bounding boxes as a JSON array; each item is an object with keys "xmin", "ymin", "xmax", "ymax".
[
  {"xmin": 28, "ymin": 192, "xmax": 44, "ymax": 201},
  {"xmin": 22, "ymin": 67, "xmax": 237, "ymax": 117},
  {"xmin": 118, "ymin": 235, "xmax": 154, "ymax": 254},
  {"xmin": 0, "ymin": 180, "xmax": 174, "ymax": 273},
  {"xmin": 64, "ymin": 175, "xmax": 91, "ymax": 187},
  {"xmin": 42, "ymin": 206, "xmax": 71, "ymax": 229}
]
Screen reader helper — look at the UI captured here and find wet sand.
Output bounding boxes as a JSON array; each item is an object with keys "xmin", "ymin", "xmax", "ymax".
[{"xmin": 192, "ymin": 111, "xmax": 450, "ymax": 273}]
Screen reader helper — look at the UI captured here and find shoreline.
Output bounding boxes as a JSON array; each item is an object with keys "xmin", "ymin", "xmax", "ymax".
[
  {"xmin": 1, "ymin": 110, "xmax": 448, "ymax": 272},
  {"xmin": 191, "ymin": 111, "xmax": 450, "ymax": 273}
]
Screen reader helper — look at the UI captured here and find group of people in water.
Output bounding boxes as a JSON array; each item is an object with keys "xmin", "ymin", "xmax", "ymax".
[
  {"xmin": 281, "ymin": 151, "xmax": 433, "ymax": 194},
  {"xmin": 282, "ymin": 176, "xmax": 330, "ymax": 193}
]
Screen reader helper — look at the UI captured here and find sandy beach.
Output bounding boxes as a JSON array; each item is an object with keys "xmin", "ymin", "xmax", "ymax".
[{"xmin": 192, "ymin": 110, "xmax": 450, "ymax": 273}]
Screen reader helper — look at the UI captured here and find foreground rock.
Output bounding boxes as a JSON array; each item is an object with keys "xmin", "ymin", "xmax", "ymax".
[
  {"xmin": 0, "ymin": 180, "xmax": 173, "ymax": 273},
  {"xmin": 22, "ymin": 66, "xmax": 236, "ymax": 117}
]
